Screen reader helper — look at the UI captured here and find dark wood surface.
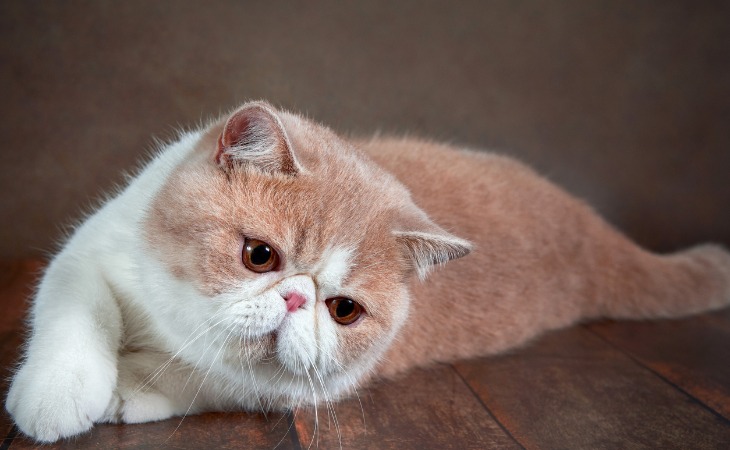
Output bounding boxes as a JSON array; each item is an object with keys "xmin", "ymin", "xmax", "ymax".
[{"xmin": 1, "ymin": 261, "xmax": 728, "ymax": 449}]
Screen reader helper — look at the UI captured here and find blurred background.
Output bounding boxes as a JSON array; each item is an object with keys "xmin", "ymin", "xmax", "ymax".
[{"xmin": 1, "ymin": 0, "xmax": 728, "ymax": 259}]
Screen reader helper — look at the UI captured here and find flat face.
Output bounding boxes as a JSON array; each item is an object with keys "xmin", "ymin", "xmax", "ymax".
[{"xmin": 142, "ymin": 118, "xmax": 416, "ymax": 405}]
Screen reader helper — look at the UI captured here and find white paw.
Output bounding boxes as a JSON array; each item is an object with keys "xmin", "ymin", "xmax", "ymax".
[
  {"xmin": 5, "ymin": 360, "xmax": 115, "ymax": 443},
  {"xmin": 119, "ymin": 389, "xmax": 177, "ymax": 424}
]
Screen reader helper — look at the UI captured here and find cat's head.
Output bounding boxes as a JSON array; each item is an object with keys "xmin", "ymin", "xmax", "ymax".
[{"xmin": 143, "ymin": 101, "xmax": 470, "ymax": 404}]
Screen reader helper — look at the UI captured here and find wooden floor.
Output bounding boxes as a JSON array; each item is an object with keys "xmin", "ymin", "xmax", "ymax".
[{"xmin": 1, "ymin": 261, "xmax": 729, "ymax": 449}]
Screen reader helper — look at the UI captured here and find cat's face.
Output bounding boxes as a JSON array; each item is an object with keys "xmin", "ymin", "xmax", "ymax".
[{"xmin": 143, "ymin": 102, "xmax": 470, "ymax": 404}]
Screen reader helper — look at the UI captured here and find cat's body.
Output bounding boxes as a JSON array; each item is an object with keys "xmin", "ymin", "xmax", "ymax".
[
  {"xmin": 6, "ymin": 102, "xmax": 730, "ymax": 442},
  {"xmin": 365, "ymin": 139, "xmax": 730, "ymax": 376}
]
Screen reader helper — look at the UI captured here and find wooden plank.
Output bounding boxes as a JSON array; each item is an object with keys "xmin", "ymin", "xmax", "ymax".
[
  {"xmin": 1, "ymin": 331, "xmax": 24, "ymax": 443},
  {"xmin": 0, "ymin": 260, "xmax": 39, "ymax": 444},
  {"xmin": 9, "ymin": 411, "xmax": 296, "ymax": 449},
  {"xmin": 294, "ymin": 365, "xmax": 520, "ymax": 449},
  {"xmin": 454, "ymin": 326, "xmax": 730, "ymax": 449},
  {"xmin": 587, "ymin": 309, "xmax": 730, "ymax": 419},
  {"xmin": 0, "ymin": 260, "xmax": 43, "ymax": 332}
]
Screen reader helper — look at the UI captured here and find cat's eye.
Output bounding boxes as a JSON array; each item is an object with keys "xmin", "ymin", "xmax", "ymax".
[
  {"xmin": 325, "ymin": 297, "xmax": 364, "ymax": 325},
  {"xmin": 242, "ymin": 238, "xmax": 279, "ymax": 273}
]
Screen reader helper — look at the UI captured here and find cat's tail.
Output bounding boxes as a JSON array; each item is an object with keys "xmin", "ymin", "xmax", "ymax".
[{"xmin": 593, "ymin": 241, "xmax": 730, "ymax": 320}]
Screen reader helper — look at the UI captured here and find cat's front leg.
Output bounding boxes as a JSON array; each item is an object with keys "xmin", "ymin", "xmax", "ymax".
[
  {"xmin": 108, "ymin": 351, "xmax": 211, "ymax": 424},
  {"xmin": 5, "ymin": 252, "xmax": 123, "ymax": 443}
]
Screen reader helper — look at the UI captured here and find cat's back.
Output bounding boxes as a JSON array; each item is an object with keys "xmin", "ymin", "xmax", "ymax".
[
  {"xmin": 358, "ymin": 137, "xmax": 520, "ymax": 195},
  {"xmin": 357, "ymin": 137, "xmax": 578, "ymax": 241}
]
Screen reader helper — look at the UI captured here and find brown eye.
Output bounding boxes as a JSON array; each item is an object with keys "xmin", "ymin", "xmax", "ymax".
[
  {"xmin": 325, "ymin": 297, "xmax": 364, "ymax": 325},
  {"xmin": 242, "ymin": 238, "xmax": 279, "ymax": 273}
]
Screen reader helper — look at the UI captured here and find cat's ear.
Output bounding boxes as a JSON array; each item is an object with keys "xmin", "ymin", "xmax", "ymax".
[
  {"xmin": 394, "ymin": 212, "xmax": 472, "ymax": 280},
  {"xmin": 214, "ymin": 102, "xmax": 300, "ymax": 175}
]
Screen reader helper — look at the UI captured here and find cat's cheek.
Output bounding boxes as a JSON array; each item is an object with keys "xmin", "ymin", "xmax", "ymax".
[
  {"xmin": 217, "ymin": 287, "xmax": 288, "ymax": 336},
  {"xmin": 334, "ymin": 292, "xmax": 409, "ymax": 372},
  {"xmin": 339, "ymin": 327, "xmax": 376, "ymax": 366}
]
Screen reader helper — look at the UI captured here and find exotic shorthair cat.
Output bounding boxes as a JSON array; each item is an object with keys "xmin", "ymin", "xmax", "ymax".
[{"xmin": 7, "ymin": 101, "xmax": 730, "ymax": 442}]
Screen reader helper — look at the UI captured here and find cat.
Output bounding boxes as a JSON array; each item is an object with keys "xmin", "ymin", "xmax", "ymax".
[{"xmin": 6, "ymin": 101, "xmax": 730, "ymax": 443}]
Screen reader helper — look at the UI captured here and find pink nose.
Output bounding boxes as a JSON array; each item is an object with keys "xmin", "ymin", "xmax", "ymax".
[{"xmin": 285, "ymin": 293, "xmax": 306, "ymax": 312}]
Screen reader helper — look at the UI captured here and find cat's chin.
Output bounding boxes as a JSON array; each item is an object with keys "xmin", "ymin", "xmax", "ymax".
[
  {"xmin": 221, "ymin": 328, "xmax": 338, "ymax": 387},
  {"xmin": 218, "ymin": 337, "xmax": 350, "ymax": 409}
]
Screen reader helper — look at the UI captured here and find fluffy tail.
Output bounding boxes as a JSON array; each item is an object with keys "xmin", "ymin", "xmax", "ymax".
[{"xmin": 594, "ymin": 242, "xmax": 730, "ymax": 320}]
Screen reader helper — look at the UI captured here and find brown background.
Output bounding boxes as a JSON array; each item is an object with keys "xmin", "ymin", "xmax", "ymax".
[{"xmin": 1, "ymin": 0, "xmax": 729, "ymax": 259}]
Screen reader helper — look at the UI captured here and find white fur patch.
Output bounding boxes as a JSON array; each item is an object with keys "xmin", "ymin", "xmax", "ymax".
[{"xmin": 315, "ymin": 246, "xmax": 355, "ymax": 299}]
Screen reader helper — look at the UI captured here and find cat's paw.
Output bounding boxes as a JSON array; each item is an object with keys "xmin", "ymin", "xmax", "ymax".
[
  {"xmin": 5, "ymin": 360, "xmax": 115, "ymax": 443},
  {"xmin": 118, "ymin": 389, "xmax": 178, "ymax": 424}
]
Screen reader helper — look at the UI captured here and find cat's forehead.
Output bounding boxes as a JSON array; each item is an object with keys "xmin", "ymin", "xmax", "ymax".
[{"xmin": 225, "ymin": 159, "xmax": 403, "ymax": 270}]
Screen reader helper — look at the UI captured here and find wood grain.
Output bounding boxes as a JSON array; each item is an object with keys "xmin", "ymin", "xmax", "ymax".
[
  {"xmin": 294, "ymin": 364, "xmax": 520, "ymax": 450},
  {"xmin": 0, "ymin": 261, "xmax": 38, "ymax": 443},
  {"xmin": 588, "ymin": 309, "xmax": 730, "ymax": 419},
  {"xmin": 9, "ymin": 412, "xmax": 297, "ymax": 450},
  {"xmin": 454, "ymin": 326, "xmax": 730, "ymax": 449},
  {"xmin": 1, "ymin": 331, "xmax": 24, "ymax": 443}
]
